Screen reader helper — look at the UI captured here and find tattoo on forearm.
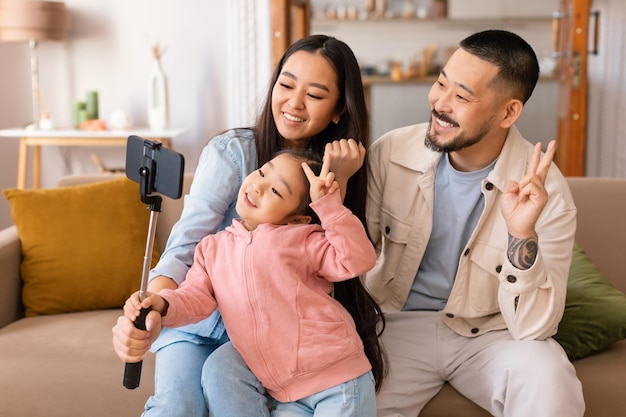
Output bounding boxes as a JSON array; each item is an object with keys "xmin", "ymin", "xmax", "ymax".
[{"xmin": 507, "ymin": 234, "xmax": 538, "ymax": 270}]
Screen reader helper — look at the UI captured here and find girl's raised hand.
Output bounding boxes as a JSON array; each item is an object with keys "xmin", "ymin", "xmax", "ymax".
[{"xmin": 302, "ymin": 154, "xmax": 339, "ymax": 202}]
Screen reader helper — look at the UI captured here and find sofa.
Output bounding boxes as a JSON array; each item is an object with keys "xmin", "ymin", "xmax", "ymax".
[{"xmin": 0, "ymin": 174, "xmax": 624, "ymax": 417}]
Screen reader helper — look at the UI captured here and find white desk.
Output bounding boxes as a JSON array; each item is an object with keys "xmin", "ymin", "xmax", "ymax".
[{"xmin": 0, "ymin": 128, "xmax": 188, "ymax": 189}]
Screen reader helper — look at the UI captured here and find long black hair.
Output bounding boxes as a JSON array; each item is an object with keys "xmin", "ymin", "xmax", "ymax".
[
  {"xmin": 233, "ymin": 34, "xmax": 386, "ymax": 391},
  {"xmin": 254, "ymin": 35, "xmax": 369, "ymax": 229}
]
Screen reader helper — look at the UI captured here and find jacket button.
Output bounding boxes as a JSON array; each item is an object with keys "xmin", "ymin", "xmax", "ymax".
[
  {"xmin": 507, "ymin": 275, "xmax": 517, "ymax": 283},
  {"xmin": 495, "ymin": 265, "xmax": 502, "ymax": 273},
  {"xmin": 385, "ymin": 225, "xmax": 391, "ymax": 235},
  {"xmin": 485, "ymin": 182, "xmax": 494, "ymax": 190},
  {"xmin": 471, "ymin": 328, "xmax": 479, "ymax": 334},
  {"xmin": 446, "ymin": 313, "xmax": 454, "ymax": 318},
  {"xmin": 463, "ymin": 248, "xmax": 470, "ymax": 256}
]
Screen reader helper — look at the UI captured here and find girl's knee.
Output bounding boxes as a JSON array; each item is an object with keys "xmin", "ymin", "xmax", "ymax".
[{"xmin": 203, "ymin": 342, "xmax": 247, "ymax": 377}]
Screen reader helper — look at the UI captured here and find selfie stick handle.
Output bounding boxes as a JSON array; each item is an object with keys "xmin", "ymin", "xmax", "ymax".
[{"xmin": 123, "ymin": 167, "xmax": 162, "ymax": 390}]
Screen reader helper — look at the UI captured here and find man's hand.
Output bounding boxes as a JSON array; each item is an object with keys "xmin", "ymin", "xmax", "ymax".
[{"xmin": 500, "ymin": 140, "xmax": 556, "ymax": 269}]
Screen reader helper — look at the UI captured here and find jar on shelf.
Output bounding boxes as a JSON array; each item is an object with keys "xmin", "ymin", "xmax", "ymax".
[{"xmin": 429, "ymin": 0, "xmax": 447, "ymax": 18}]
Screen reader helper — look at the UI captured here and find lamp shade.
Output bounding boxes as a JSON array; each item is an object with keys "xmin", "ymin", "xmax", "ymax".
[{"xmin": 0, "ymin": 0, "xmax": 71, "ymax": 42}]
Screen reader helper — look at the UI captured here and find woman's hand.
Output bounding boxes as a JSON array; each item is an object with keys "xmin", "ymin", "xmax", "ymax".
[
  {"xmin": 324, "ymin": 139, "xmax": 366, "ymax": 200},
  {"xmin": 112, "ymin": 308, "xmax": 162, "ymax": 363},
  {"xmin": 112, "ymin": 291, "xmax": 167, "ymax": 363}
]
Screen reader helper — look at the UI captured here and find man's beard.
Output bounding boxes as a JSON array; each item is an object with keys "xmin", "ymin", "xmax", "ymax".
[{"xmin": 424, "ymin": 110, "xmax": 493, "ymax": 153}]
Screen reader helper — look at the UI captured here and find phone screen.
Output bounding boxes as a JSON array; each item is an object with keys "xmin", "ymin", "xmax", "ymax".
[{"xmin": 125, "ymin": 135, "xmax": 184, "ymax": 199}]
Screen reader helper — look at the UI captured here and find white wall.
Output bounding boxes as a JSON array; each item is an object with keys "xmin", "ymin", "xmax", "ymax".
[
  {"xmin": 0, "ymin": 0, "xmax": 272, "ymax": 229},
  {"xmin": 0, "ymin": 43, "xmax": 32, "ymax": 229}
]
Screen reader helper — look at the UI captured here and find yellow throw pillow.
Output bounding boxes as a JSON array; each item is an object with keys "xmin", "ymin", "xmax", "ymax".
[{"xmin": 3, "ymin": 177, "xmax": 161, "ymax": 317}]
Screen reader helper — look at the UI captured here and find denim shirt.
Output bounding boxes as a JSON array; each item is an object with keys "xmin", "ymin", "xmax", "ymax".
[{"xmin": 149, "ymin": 128, "xmax": 257, "ymax": 349}]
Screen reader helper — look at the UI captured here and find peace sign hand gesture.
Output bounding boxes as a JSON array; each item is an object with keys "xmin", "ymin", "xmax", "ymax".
[
  {"xmin": 301, "ymin": 154, "xmax": 340, "ymax": 203},
  {"xmin": 500, "ymin": 140, "xmax": 556, "ymax": 239}
]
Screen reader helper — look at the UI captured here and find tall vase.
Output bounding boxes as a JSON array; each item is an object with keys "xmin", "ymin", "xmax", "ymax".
[{"xmin": 147, "ymin": 58, "xmax": 169, "ymax": 130}]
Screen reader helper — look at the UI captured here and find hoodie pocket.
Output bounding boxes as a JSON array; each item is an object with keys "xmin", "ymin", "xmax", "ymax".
[{"xmin": 296, "ymin": 318, "xmax": 354, "ymax": 374}]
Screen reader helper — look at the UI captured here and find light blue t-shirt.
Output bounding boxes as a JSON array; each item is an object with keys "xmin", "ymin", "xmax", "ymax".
[
  {"xmin": 149, "ymin": 128, "xmax": 258, "ymax": 349},
  {"xmin": 403, "ymin": 153, "xmax": 496, "ymax": 311}
]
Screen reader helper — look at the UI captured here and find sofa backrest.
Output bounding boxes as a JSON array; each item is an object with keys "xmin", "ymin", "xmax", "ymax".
[
  {"xmin": 58, "ymin": 174, "xmax": 626, "ymax": 294},
  {"xmin": 566, "ymin": 177, "xmax": 626, "ymax": 293},
  {"xmin": 56, "ymin": 173, "xmax": 192, "ymax": 255},
  {"xmin": 157, "ymin": 175, "xmax": 626, "ymax": 294}
]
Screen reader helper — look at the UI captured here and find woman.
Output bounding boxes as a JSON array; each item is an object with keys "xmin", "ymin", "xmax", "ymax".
[
  {"xmin": 125, "ymin": 149, "xmax": 378, "ymax": 416},
  {"xmin": 112, "ymin": 34, "xmax": 385, "ymax": 416}
]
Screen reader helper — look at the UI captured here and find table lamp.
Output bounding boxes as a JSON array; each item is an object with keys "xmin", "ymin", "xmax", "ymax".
[{"xmin": 0, "ymin": 0, "xmax": 71, "ymax": 129}]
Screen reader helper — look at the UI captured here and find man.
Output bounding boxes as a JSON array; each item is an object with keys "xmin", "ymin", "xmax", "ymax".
[{"xmin": 366, "ymin": 30, "xmax": 585, "ymax": 417}]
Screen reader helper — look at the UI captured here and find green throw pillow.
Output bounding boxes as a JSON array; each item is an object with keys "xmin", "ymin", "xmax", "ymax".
[{"xmin": 554, "ymin": 243, "xmax": 626, "ymax": 361}]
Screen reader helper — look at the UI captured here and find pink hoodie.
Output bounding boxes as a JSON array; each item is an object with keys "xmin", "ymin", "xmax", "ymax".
[{"xmin": 159, "ymin": 191, "xmax": 376, "ymax": 402}]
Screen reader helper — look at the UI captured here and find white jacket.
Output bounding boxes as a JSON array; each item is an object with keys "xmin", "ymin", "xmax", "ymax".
[{"xmin": 366, "ymin": 123, "xmax": 577, "ymax": 340}]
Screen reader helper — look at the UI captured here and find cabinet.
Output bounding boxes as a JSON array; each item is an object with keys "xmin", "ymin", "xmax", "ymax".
[{"xmin": 311, "ymin": 5, "xmax": 556, "ymax": 74}]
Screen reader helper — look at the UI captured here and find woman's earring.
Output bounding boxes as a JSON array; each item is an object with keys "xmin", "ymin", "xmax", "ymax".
[{"xmin": 333, "ymin": 117, "xmax": 340, "ymax": 124}]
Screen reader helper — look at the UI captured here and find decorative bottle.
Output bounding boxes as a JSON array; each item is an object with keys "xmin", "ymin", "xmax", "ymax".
[{"xmin": 147, "ymin": 44, "xmax": 169, "ymax": 130}]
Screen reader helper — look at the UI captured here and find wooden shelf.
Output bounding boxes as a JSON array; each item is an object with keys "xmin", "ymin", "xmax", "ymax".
[
  {"xmin": 314, "ymin": 16, "xmax": 446, "ymax": 23},
  {"xmin": 362, "ymin": 74, "xmax": 557, "ymax": 85},
  {"xmin": 362, "ymin": 75, "xmax": 437, "ymax": 85},
  {"xmin": 314, "ymin": 16, "xmax": 552, "ymax": 23}
]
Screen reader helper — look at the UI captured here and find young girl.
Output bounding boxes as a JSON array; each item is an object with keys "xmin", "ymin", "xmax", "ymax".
[
  {"xmin": 112, "ymin": 35, "xmax": 385, "ymax": 416},
  {"xmin": 123, "ymin": 149, "xmax": 378, "ymax": 416}
]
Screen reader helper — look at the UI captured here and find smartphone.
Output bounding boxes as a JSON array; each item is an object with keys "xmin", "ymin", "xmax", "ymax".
[{"xmin": 125, "ymin": 135, "xmax": 184, "ymax": 199}]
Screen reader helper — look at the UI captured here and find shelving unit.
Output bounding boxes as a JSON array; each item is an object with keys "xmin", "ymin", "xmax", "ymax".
[
  {"xmin": 311, "ymin": 0, "xmax": 557, "ymax": 23},
  {"xmin": 310, "ymin": 0, "xmax": 560, "ymax": 144}
]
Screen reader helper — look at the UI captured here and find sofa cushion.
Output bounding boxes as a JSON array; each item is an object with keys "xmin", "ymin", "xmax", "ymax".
[
  {"xmin": 0, "ymin": 310, "xmax": 155, "ymax": 416},
  {"xmin": 3, "ymin": 177, "xmax": 160, "ymax": 316},
  {"xmin": 554, "ymin": 243, "xmax": 626, "ymax": 361}
]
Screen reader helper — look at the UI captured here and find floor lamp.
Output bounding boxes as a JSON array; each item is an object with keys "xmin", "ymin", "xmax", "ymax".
[{"xmin": 0, "ymin": 0, "xmax": 71, "ymax": 129}]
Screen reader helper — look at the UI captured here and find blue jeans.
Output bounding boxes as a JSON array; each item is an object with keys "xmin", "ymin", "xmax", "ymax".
[
  {"xmin": 142, "ymin": 332, "xmax": 230, "ymax": 417},
  {"xmin": 202, "ymin": 342, "xmax": 375, "ymax": 417},
  {"xmin": 272, "ymin": 371, "xmax": 375, "ymax": 417}
]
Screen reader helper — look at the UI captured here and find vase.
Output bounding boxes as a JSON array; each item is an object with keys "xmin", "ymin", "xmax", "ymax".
[{"xmin": 147, "ymin": 58, "xmax": 169, "ymax": 130}]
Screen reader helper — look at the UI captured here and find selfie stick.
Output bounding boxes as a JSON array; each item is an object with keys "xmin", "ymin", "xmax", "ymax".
[{"xmin": 123, "ymin": 143, "xmax": 162, "ymax": 390}]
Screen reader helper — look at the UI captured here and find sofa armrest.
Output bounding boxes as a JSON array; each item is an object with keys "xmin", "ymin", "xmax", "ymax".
[{"xmin": 0, "ymin": 226, "xmax": 24, "ymax": 328}]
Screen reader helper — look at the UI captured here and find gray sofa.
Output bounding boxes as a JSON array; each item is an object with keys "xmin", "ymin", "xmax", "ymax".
[{"xmin": 0, "ymin": 174, "xmax": 624, "ymax": 417}]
